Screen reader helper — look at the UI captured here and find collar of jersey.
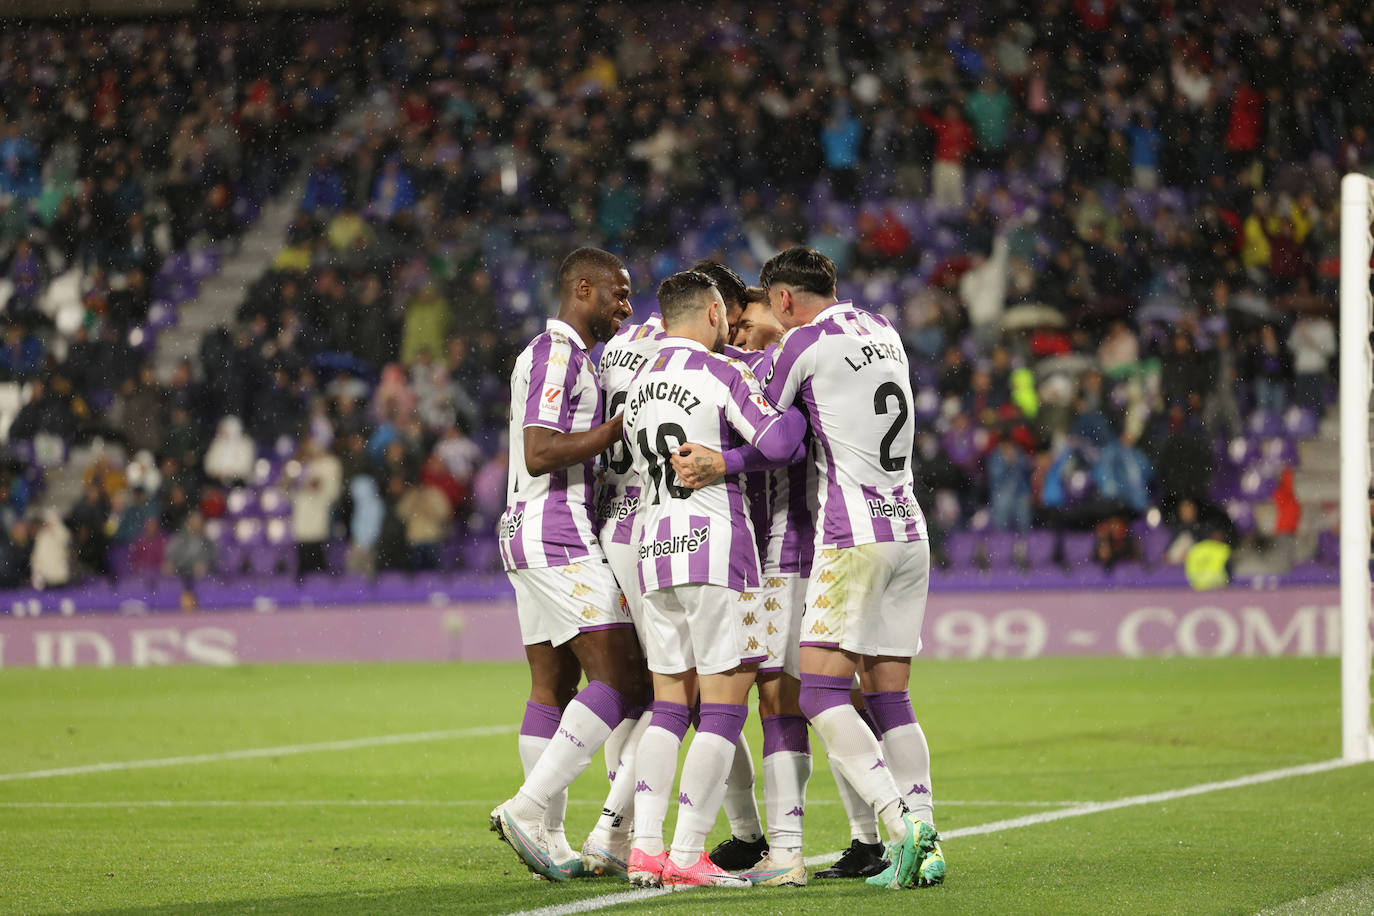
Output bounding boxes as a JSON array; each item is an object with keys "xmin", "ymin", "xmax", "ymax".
[
  {"xmin": 660, "ymin": 335, "xmax": 712, "ymax": 354},
  {"xmin": 812, "ymin": 300, "xmax": 855, "ymax": 324},
  {"xmin": 546, "ymin": 318, "xmax": 588, "ymax": 351}
]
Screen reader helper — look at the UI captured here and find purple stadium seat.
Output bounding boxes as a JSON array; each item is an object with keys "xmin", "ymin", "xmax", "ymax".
[
  {"xmin": 1247, "ymin": 410, "xmax": 1283, "ymax": 437},
  {"xmin": 1141, "ymin": 527, "xmax": 1173, "ymax": 566},
  {"xmin": 1315, "ymin": 530, "xmax": 1340, "ymax": 565},
  {"xmin": 1026, "ymin": 530, "xmax": 1057, "ymax": 567},
  {"xmin": 249, "ymin": 544, "xmax": 289, "ymax": 577},
  {"xmin": 1061, "ymin": 532, "xmax": 1096, "ymax": 568},
  {"xmin": 1283, "ymin": 407, "xmax": 1319, "ymax": 439},
  {"xmin": 943, "ymin": 531, "xmax": 979, "ymax": 570},
  {"xmin": 983, "ymin": 532, "xmax": 1018, "ymax": 569},
  {"xmin": 1226, "ymin": 500, "xmax": 1256, "ymax": 535},
  {"xmin": 218, "ymin": 542, "xmax": 247, "ymax": 576}
]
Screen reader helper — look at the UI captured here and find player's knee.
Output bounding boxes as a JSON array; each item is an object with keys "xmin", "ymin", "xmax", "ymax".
[
  {"xmin": 862, "ymin": 689, "xmax": 917, "ymax": 734},
  {"xmin": 798, "ymin": 673, "xmax": 854, "ymax": 721}
]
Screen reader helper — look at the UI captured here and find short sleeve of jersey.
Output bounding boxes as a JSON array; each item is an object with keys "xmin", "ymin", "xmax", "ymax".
[
  {"xmin": 762, "ymin": 325, "xmax": 818, "ymax": 410},
  {"xmin": 723, "ymin": 359, "xmax": 784, "ymax": 444},
  {"xmin": 523, "ymin": 333, "xmax": 578, "ymax": 433}
]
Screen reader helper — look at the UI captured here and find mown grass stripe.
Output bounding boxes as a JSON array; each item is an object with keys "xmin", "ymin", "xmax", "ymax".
[{"xmin": 0, "ymin": 725, "xmax": 517, "ymax": 782}]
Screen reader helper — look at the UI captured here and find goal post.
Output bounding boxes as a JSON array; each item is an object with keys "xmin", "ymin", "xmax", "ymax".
[{"xmin": 1339, "ymin": 172, "xmax": 1374, "ymax": 763}]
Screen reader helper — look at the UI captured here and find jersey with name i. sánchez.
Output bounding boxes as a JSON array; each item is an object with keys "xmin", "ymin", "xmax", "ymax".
[
  {"xmin": 762, "ymin": 301, "xmax": 928, "ymax": 549},
  {"xmin": 622, "ymin": 339, "xmax": 786, "ymax": 593},
  {"xmin": 596, "ymin": 319, "xmax": 665, "ymax": 548},
  {"xmin": 498, "ymin": 319, "xmax": 605, "ymax": 571}
]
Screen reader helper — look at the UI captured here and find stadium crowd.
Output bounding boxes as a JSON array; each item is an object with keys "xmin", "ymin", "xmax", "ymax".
[{"xmin": 2, "ymin": 0, "xmax": 1373, "ymax": 594}]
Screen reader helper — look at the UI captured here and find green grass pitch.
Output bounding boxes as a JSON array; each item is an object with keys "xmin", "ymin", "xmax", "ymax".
[{"xmin": 3, "ymin": 657, "xmax": 1372, "ymax": 915}]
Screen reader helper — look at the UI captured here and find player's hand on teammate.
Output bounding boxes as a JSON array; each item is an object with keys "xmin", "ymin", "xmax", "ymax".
[{"xmin": 671, "ymin": 443, "xmax": 725, "ymax": 489}]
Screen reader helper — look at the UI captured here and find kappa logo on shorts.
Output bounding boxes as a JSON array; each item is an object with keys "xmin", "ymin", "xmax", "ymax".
[
  {"xmin": 570, "ymin": 583, "xmax": 592, "ymax": 598},
  {"xmin": 558, "ymin": 563, "xmax": 584, "ymax": 577},
  {"xmin": 746, "ymin": 637, "xmax": 760, "ymax": 651},
  {"xmin": 739, "ymin": 592, "xmax": 757, "ymax": 602},
  {"xmin": 812, "ymin": 594, "xmax": 832, "ymax": 609},
  {"xmin": 764, "ymin": 597, "xmax": 781, "ymax": 612},
  {"xmin": 580, "ymin": 604, "xmax": 598, "ymax": 620},
  {"xmin": 765, "ymin": 577, "xmax": 785, "ymax": 589},
  {"xmin": 809, "ymin": 621, "xmax": 831, "ymax": 635},
  {"xmin": 638, "ymin": 526, "xmax": 709, "ymax": 560},
  {"xmin": 816, "ymin": 569, "xmax": 836, "ymax": 583},
  {"xmin": 766, "ymin": 622, "xmax": 778, "ymax": 635},
  {"xmin": 821, "ymin": 549, "xmax": 842, "ymax": 560},
  {"xmin": 742, "ymin": 611, "xmax": 758, "ymax": 626}
]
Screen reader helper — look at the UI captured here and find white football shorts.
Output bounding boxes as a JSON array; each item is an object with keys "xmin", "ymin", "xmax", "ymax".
[
  {"xmin": 799, "ymin": 540, "xmax": 930, "ymax": 658},
  {"xmin": 508, "ymin": 559, "xmax": 631, "ymax": 648},
  {"xmin": 640, "ymin": 582, "xmax": 769, "ymax": 676}
]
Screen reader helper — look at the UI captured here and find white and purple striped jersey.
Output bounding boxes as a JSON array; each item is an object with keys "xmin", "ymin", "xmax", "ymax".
[
  {"xmin": 596, "ymin": 319, "xmax": 665, "ymax": 549},
  {"xmin": 498, "ymin": 319, "xmax": 605, "ymax": 571},
  {"xmin": 762, "ymin": 301, "xmax": 928, "ymax": 549},
  {"xmin": 623, "ymin": 339, "xmax": 802, "ymax": 592},
  {"xmin": 731, "ymin": 347, "xmax": 818, "ymax": 578}
]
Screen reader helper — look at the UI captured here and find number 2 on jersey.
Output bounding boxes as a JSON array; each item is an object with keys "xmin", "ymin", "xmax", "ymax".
[{"xmin": 873, "ymin": 381, "xmax": 909, "ymax": 472}]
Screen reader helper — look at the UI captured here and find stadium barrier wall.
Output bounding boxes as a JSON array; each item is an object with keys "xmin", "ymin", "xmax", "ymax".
[{"xmin": 0, "ymin": 586, "xmax": 1364, "ymax": 669}]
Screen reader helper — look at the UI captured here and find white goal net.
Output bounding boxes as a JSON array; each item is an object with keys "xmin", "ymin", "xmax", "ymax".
[{"xmin": 1339, "ymin": 173, "xmax": 1374, "ymax": 762}]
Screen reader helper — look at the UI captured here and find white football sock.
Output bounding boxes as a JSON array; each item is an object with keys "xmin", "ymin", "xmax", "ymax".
[
  {"xmin": 592, "ymin": 711, "xmax": 651, "ymax": 839},
  {"xmin": 513, "ymin": 688, "xmax": 623, "ymax": 820},
  {"xmin": 762, "ymin": 750, "xmax": 811, "ymax": 853},
  {"xmin": 630, "ymin": 722, "xmax": 683, "ymax": 857},
  {"xmin": 882, "ymin": 721, "xmax": 934, "ymax": 826},
  {"xmin": 808, "ymin": 704, "xmax": 905, "ymax": 840},
  {"xmin": 830, "ymin": 763, "xmax": 881, "ymax": 844},
  {"xmin": 668, "ymin": 731, "xmax": 737, "ymax": 867},
  {"xmin": 722, "ymin": 733, "xmax": 764, "ymax": 842},
  {"xmin": 517, "ymin": 732, "xmax": 571, "ymax": 854}
]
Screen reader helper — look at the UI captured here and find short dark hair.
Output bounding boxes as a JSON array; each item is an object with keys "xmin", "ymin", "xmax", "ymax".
[
  {"xmin": 760, "ymin": 247, "xmax": 837, "ymax": 297},
  {"xmin": 656, "ymin": 270, "xmax": 719, "ymax": 327},
  {"xmin": 557, "ymin": 247, "xmax": 626, "ymax": 294},
  {"xmin": 690, "ymin": 260, "xmax": 748, "ymax": 308}
]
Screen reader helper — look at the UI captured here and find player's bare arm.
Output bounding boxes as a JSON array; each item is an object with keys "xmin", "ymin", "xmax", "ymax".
[
  {"xmin": 523, "ymin": 415, "xmax": 624, "ymax": 476},
  {"xmin": 671, "ymin": 443, "xmax": 726, "ymax": 488}
]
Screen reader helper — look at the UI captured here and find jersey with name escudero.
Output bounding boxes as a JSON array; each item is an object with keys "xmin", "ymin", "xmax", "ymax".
[
  {"xmin": 596, "ymin": 320, "xmax": 665, "ymax": 547},
  {"xmin": 623, "ymin": 340, "xmax": 786, "ymax": 592},
  {"xmin": 498, "ymin": 319, "xmax": 605, "ymax": 570},
  {"xmin": 763, "ymin": 301, "xmax": 927, "ymax": 550}
]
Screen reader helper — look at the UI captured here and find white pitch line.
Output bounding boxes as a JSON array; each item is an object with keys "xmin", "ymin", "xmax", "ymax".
[
  {"xmin": 0, "ymin": 725, "xmax": 517, "ymax": 783},
  {"xmin": 505, "ymin": 757, "xmax": 1368, "ymax": 916},
  {"xmin": 0, "ymin": 798, "xmax": 1087, "ymax": 810},
  {"xmin": 938, "ymin": 757, "xmax": 1360, "ymax": 839}
]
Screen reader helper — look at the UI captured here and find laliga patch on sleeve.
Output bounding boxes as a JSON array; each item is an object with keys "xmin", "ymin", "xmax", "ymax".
[{"xmin": 539, "ymin": 384, "xmax": 564, "ymax": 419}]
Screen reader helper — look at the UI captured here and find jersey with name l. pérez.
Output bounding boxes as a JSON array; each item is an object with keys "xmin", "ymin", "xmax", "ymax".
[
  {"xmin": 623, "ymin": 339, "xmax": 786, "ymax": 592},
  {"xmin": 597, "ymin": 318, "xmax": 665, "ymax": 548},
  {"xmin": 498, "ymin": 318, "xmax": 605, "ymax": 570},
  {"xmin": 763, "ymin": 301, "xmax": 927, "ymax": 549}
]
